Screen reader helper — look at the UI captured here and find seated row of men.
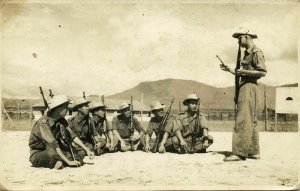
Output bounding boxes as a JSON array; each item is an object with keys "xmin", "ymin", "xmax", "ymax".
[{"xmin": 29, "ymin": 94, "xmax": 213, "ymax": 169}]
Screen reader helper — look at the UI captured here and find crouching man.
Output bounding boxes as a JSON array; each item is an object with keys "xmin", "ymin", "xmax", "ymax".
[
  {"xmin": 112, "ymin": 102, "xmax": 145, "ymax": 151},
  {"xmin": 172, "ymin": 94, "xmax": 214, "ymax": 154},
  {"xmin": 29, "ymin": 95, "xmax": 94, "ymax": 169},
  {"xmin": 141, "ymin": 100, "xmax": 176, "ymax": 153}
]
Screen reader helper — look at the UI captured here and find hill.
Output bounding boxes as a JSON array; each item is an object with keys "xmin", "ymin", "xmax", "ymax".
[{"xmin": 108, "ymin": 78, "xmax": 276, "ymax": 110}]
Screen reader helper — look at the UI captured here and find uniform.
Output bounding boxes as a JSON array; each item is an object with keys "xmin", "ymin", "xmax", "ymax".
[
  {"xmin": 91, "ymin": 116, "xmax": 110, "ymax": 151},
  {"xmin": 68, "ymin": 115, "xmax": 99, "ymax": 158},
  {"xmin": 232, "ymin": 46, "xmax": 267, "ymax": 157},
  {"xmin": 171, "ymin": 111, "xmax": 213, "ymax": 153},
  {"xmin": 140, "ymin": 115, "xmax": 175, "ymax": 152},
  {"xmin": 111, "ymin": 114, "xmax": 145, "ymax": 151},
  {"xmin": 29, "ymin": 116, "xmax": 82, "ymax": 168}
]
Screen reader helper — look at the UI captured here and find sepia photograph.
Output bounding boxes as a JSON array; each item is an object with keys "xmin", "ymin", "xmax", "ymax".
[{"xmin": 0, "ymin": 0, "xmax": 299, "ymax": 190}]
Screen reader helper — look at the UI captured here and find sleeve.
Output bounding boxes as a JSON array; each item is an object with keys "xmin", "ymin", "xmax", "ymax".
[
  {"xmin": 253, "ymin": 50, "xmax": 267, "ymax": 72},
  {"xmin": 133, "ymin": 117, "xmax": 145, "ymax": 133},
  {"xmin": 66, "ymin": 126, "xmax": 78, "ymax": 141},
  {"xmin": 164, "ymin": 116, "xmax": 181, "ymax": 134},
  {"xmin": 105, "ymin": 120, "xmax": 112, "ymax": 131},
  {"xmin": 200, "ymin": 114, "xmax": 209, "ymax": 130},
  {"xmin": 146, "ymin": 121, "xmax": 154, "ymax": 136},
  {"xmin": 90, "ymin": 119, "xmax": 98, "ymax": 137},
  {"xmin": 40, "ymin": 124, "xmax": 59, "ymax": 149},
  {"xmin": 111, "ymin": 116, "xmax": 118, "ymax": 130}
]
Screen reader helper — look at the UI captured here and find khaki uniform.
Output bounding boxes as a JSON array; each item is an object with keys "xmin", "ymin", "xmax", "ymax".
[
  {"xmin": 140, "ymin": 116, "xmax": 175, "ymax": 152},
  {"xmin": 171, "ymin": 111, "xmax": 213, "ymax": 153},
  {"xmin": 233, "ymin": 46, "xmax": 267, "ymax": 157},
  {"xmin": 68, "ymin": 114, "xmax": 100, "ymax": 157},
  {"xmin": 111, "ymin": 115, "xmax": 145, "ymax": 151},
  {"xmin": 29, "ymin": 116, "xmax": 82, "ymax": 168}
]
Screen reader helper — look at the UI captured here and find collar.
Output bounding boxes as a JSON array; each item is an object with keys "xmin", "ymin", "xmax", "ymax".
[
  {"xmin": 245, "ymin": 45, "xmax": 256, "ymax": 54},
  {"xmin": 46, "ymin": 116, "xmax": 56, "ymax": 127},
  {"xmin": 183, "ymin": 110, "xmax": 197, "ymax": 119},
  {"xmin": 75, "ymin": 113, "xmax": 88, "ymax": 123}
]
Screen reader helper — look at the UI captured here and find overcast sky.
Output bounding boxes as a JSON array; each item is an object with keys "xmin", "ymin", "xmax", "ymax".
[{"xmin": 1, "ymin": 0, "xmax": 299, "ymax": 98}]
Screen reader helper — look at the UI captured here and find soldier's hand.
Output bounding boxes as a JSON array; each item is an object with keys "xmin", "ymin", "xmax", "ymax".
[
  {"xmin": 180, "ymin": 140, "xmax": 187, "ymax": 147},
  {"xmin": 158, "ymin": 145, "xmax": 166, "ymax": 153},
  {"xmin": 68, "ymin": 160, "xmax": 81, "ymax": 167},
  {"xmin": 144, "ymin": 144, "xmax": 150, "ymax": 152},
  {"xmin": 94, "ymin": 142, "xmax": 101, "ymax": 150},
  {"xmin": 220, "ymin": 63, "xmax": 229, "ymax": 71},
  {"xmin": 86, "ymin": 150, "xmax": 95, "ymax": 159}
]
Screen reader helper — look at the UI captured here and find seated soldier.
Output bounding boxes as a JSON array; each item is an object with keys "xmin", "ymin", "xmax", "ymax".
[
  {"xmin": 29, "ymin": 95, "xmax": 94, "ymax": 169},
  {"xmin": 111, "ymin": 102, "xmax": 145, "ymax": 152},
  {"xmin": 89, "ymin": 100, "xmax": 114, "ymax": 153},
  {"xmin": 140, "ymin": 101, "xmax": 175, "ymax": 153},
  {"xmin": 68, "ymin": 97, "xmax": 103, "ymax": 157},
  {"xmin": 171, "ymin": 94, "xmax": 214, "ymax": 154}
]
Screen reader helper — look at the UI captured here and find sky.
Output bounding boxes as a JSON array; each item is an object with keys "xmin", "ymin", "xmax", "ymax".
[{"xmin": 1, "ymin": 0, "xmax": 299, "ymax": 98}]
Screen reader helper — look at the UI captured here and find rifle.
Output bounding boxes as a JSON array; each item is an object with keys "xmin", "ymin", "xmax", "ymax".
[
  {"xmin": 49, "ymin": 89, "xmax": 54, "ymax": 98},
  {"xmin": 83, "ymin": 91, "xmax": 86, "ymax": 99},
  {"xmin": 151, "ymin": 98, "xmax": 175, "ymax": 153},
  {"xmin": 234, "ymin": 45, "xmax": 242, "ymax": 113},
  {"xmin": 101, "ymin": 95, "xmax": 109, "ymax": 139},
  {"xmin": 216, "ymin": 55, "xmax": 226, "ymax": 68},
  {"xmin": 190, "ymin": 98, "xmax": 201, "ymax": 154},
  {"xmin": 129, "ymin": 96, "xmax": 134, "ymax": 151},
  {"xmin": 39, "ymin": 86, "xmax": 49, "ymax": 110}
]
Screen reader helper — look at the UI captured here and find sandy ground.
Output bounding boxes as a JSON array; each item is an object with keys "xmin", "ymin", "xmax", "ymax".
[{"xmin": 0, "ymin": 131, "xmax": 299, "ymax": 190}]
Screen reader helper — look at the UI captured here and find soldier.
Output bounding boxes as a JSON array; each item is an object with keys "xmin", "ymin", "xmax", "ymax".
[
  {"xmin": 68, "ymin": 97, "xmax": 102, "ymax": 158},
  {"xmin": 170, "ymin": 94, "xmax": 213, "ymax": 154},
  {"xmin": 29, "ymin": 95, "xmax": 93, "ymax": 169},
  {"xmin": 89, "ymin": 100, "xmax": 114, "ymax": 152},
  {"xmin": 220, "ymin": 27, "xmax": 267, "ymax": 161},
  {"xmin": 111, "ymin": 102, "xmax": 145, "ymax": 151},
  {"xmin": 141, "ymin": 101, "xmax": 175, "ymax": 153}
]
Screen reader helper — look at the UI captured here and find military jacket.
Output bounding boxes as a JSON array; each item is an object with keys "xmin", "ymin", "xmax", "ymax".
[{"xmin": 112, "ymin": 114, "xmax": 144, "ymax": 139}]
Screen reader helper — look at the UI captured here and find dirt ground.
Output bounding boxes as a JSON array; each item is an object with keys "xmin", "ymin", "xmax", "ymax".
[{"xmin": 0, "ymin": 131, "xmax": 299, "ymax": 190}]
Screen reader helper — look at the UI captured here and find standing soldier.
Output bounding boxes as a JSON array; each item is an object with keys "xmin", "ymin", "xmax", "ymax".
[
  {"xmin": 111, "ymin": 102, "xmax": 145, "ymax": 151},
  {"xmin": 29, "ymin": 95, "xmax": 93, "ymax": 169},
  {"xmin": 68, "ymin": 97, "xmax": 102, "ymax": 158},
  {"xmin": 141, "ymin": 101, "xmax": 175, "ymax": 153},
  {"xmin": 219, "ymin": 27, "xmax": 267, "ymax": 161},
  {"xmin": 89, "ymin": 100, "xmax": 114, "ymax": 152},
  {"xmin": 170, "ymin": 94, "xmax": 213, "ymax": 154}
]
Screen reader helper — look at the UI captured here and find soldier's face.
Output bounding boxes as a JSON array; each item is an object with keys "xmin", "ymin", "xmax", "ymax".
[
  {"xmin": 187, "ymin": 100, "xmax": 198, "ymax": 112},
  {"xmin": 238, "ymin": 35, "xmax": 247, "ymax": 48},
  {"xmin": 55, "ymin": 103, "xmax": 69, "ymax": 118},
  {"xmin": 153, "ymin": 108, "xmax": 164, "ymax": 117},
  {"xmin": 122, "ymin": 107, "xmax": 131, "ymax": 118},
  {"xmin": 78, "ymin": 104, "xmax": 89, "ymax": 116},
  {"xmin": 94, "ymin": 108, "xmax": 105, "ymax": 118}
]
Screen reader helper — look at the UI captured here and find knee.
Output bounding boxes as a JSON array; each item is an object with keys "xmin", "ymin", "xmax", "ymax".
[
  {"xmin": 171, "ymin": 136, "xmax": 180, "ymax": 145},
  {"xmin": 47, "ymin": 148, "xmax": 60, "ymax": 160}
]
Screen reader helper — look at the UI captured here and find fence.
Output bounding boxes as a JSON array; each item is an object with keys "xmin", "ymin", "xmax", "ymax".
[{"xmin": 2, "ymin": 105, "xmax": 298, "ymax": 132}]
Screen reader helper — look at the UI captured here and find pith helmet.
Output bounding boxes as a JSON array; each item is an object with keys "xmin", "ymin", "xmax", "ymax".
[
  {"xmin": 72, "ymin": 97, "xmax": 90, "ymax": 110},
  {"xmin": 232, "ymin": 25, "xmax": 257, "ymax": 39},
  {"xmin": 150, "ymin": 101, "xmax": 165, "ymax": 111},
  {"xmin": 118, "ymin": 102, "xmax": 130, "ymax": 113},
  {"xmin": 89, "ymin": 101, "xmax": 106, "ymax": 112},
  {"xmin": 48, "ymin": 95, "xmax": 70, "ymax": 111},
  {"xmin": 183, "ymin": 94, "xmax": 199, "ymax": 106}
]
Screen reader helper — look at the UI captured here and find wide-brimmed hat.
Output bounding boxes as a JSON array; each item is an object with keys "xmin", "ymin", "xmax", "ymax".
[
  {"xmin": 89, "ymin": 101, "xmax": 106, "ymax": 112},
  {"xmin": 118, "ymin": 102, "xmax": 130, "ymax": 113},
  {"xmin": 183, "ymin": 94, "xmax": 199, "ymax": 105},
  {"xmin": 150, "ymin": 101, "xmax": 165, "ymax": 111},
  {"xmin": 71, "ymin": 97, "xmax": 90, "ymax": 110},
  {"xmin": 232, "ymin": 26, "xmax": 257, "ymax": 39},
  {"xmin": 48, "ymin": 95, "xmax": 70, "ymax": 111}
]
